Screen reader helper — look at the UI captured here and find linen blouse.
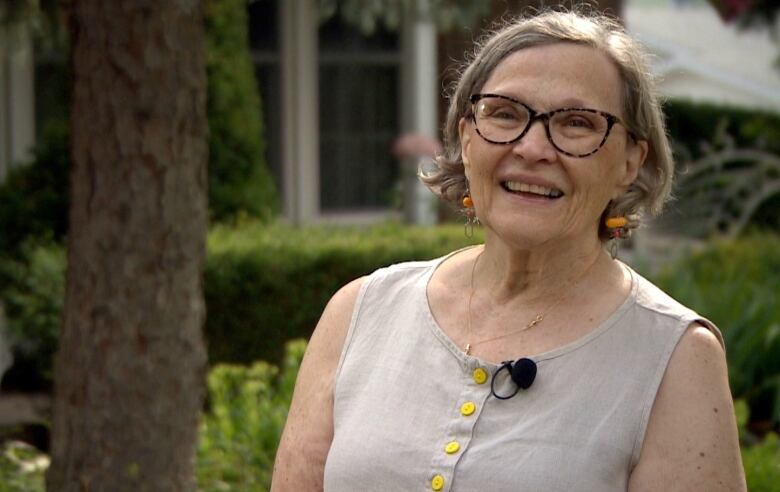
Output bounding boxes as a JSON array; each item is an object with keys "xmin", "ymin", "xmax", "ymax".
[{"xmin": 323, "ymin": 256, "xmax": 722, "ymax": 492}]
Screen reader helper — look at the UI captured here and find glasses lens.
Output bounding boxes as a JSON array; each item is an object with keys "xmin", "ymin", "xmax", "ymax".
[
  {"xmin": 549, "ymin": 110, "xmax": 610, "ymax": 156},
  {"xmin": 473, "ymin": 97, "xmax": 530, "ymax": 143}
]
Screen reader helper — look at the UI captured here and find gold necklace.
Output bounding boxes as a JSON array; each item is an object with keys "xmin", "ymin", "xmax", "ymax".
[{"xmin": 464, "ymin": 250, "xmax": 590, "ymax": 356}]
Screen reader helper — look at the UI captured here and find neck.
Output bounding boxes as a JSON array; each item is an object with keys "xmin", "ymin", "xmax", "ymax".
[{"xmin": 475, "ymin": 232, "xmax": 610, "ymax": 306}]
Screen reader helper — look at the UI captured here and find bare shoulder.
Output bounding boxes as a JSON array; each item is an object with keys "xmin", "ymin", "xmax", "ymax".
[
  {"xmin": 628, "ymin": 322, "xmax": 746, "ymax": 491},
  {"xmin": 271, "ymin": 277, "xmax": 366, "ymax": 492},
  {"xmin": 307, "ymin": 276, "xmax": 367, "ymax": 363}
]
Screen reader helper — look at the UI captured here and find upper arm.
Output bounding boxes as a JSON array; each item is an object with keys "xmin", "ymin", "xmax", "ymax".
[
  {"xmin": 271, "ymin": 276, "xmax": 366, "ymax": 492},
  {"xmin": 628, "ymin": 323, "xmax": 746, "ymax": 492}
]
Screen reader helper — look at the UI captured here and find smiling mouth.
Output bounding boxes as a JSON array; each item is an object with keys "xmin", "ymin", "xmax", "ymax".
[{"xmin": 502, "ymin": 180, "xmax": 564, "ymax": 199}]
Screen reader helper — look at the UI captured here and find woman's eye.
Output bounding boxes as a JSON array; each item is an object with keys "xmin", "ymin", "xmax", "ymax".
[
  {"xmin": 565, "ymin": 116, "xmax": 593, "ymax": 128},
  {"xmin": 494, "ymin": 110, "xmax": 518, "ymax": 120},
  {"xmin": 486, "ymin": 106, "xmax": 519, "ymax": 120}
]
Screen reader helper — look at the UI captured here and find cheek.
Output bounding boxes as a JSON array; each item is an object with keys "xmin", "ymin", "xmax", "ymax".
[{"xmin": 466, "ymin": 147, "xmax": 497, "ymax": 198}]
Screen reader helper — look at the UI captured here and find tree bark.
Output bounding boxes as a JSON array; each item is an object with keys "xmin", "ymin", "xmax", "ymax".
[{"xmin": 47, "ymin": 1, "xmax": 208, "ymax": 490}]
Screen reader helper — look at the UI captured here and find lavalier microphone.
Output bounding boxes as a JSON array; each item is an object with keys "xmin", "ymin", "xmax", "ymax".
[{"xmin": 490, "ymin": 358, "xmax": 537, "ymax": 400}]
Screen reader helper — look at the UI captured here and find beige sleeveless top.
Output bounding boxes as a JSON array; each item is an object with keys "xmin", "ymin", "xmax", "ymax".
[{"xmin": 323, "ymin": 256, "xmax": 722, "ymax": 492}]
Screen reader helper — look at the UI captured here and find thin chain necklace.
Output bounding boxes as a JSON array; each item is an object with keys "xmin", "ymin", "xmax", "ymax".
[{"xmin": 464, "ymin": 249, "xmax": 593, "ymax": 356}]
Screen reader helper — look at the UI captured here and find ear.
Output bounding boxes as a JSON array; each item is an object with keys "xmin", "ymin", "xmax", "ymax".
[
  {"xmin": 614, "ymin": 138, "xmax": 648, "ymax": 198},
  {"xmin": 458, "ymin": 117, "xmax": 472, "ymax": 172}
]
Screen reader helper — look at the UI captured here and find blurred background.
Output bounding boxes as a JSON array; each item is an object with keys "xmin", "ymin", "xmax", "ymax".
[{"xmin": 0, "ymin": 0, "xmax": 778, "ymax": 490}]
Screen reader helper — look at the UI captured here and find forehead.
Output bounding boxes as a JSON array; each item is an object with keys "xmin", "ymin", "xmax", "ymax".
[{"xmin": 480, "ymin": 43, "xmax": 623, "ymax": 112}]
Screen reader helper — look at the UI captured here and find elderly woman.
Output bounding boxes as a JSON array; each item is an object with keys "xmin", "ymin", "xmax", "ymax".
[{"xmin": 272, "ymin": 10, "xmax": 746, "ymax": 492}]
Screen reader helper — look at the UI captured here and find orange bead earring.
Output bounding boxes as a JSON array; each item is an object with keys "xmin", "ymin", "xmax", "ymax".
[
  {"xmin": 605, "ymin": 216, "xmax": 628, "ymax": 259},
  {"xmin": 463, "ymin": 193, "xmax": 478, "ymax": 238}
]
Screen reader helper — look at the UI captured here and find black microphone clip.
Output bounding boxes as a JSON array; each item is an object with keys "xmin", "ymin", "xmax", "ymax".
[{"xmin": 490, "ymin": 358, "xmax": 537, "ymax": 400}]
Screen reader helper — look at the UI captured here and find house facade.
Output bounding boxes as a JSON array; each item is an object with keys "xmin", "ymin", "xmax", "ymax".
[
  {"xmin": 249, "ymin": 0, "xmax": 440, "ymax": 225},
  {"xmin": 0, "ymin": 23, "xmax": 35, "ymax": 185},
  {"xmin": 2, "ymin": 0, "xmax": 777, "ymax": 226}
]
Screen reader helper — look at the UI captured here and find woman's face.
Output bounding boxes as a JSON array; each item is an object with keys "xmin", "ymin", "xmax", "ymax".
[{"xmin": 459, "ymin": 43, "xmax": 647, "ymax": 250}]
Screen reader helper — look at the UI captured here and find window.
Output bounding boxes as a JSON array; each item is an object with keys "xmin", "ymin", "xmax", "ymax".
[{"xmin": 318, "ymin": 16, "xmax": 401, "ymax": 211}]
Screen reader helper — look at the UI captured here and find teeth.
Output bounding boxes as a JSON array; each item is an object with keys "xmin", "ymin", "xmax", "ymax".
[{"xmin": 504, "ymin": 181, "xmax": 562, "ymax": 198}]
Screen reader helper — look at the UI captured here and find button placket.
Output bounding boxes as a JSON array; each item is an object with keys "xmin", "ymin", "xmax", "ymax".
[{"xmin": 427, "ymin": 361, "xmax": 493, "ymax": 491}]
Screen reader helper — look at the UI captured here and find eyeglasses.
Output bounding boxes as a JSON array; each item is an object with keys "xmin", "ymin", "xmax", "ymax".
[{"xmin": 469, "ymin": 93, "xmax": 633, "ymax": 158}]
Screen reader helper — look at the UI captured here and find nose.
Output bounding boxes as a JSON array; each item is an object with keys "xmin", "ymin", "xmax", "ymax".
[{"xmin": 511, "ymin": 118, "xmax": 558, "ymax": 162}]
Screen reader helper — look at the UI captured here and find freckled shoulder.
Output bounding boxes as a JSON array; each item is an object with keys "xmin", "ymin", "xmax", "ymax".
[{"xmin": 628, "ymin": 323, "xmax": 746, "ymax": 491}]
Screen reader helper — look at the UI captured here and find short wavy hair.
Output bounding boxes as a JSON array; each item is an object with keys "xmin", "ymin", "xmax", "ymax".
[{"xmin": 420, "ymin": 9, "xmax": 674, "ymax": 239}]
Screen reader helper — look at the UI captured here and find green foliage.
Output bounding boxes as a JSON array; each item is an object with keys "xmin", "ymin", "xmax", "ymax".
[
  {"xmin": 0, "ymin": 441, "xmax": 46, "ymax": 492},
  {"xmin": 743, "ymin": 432, "xmax": 780, "ymax": 491},
  {"xmin": 205, "ymin": 0, "xmax": 278, "ymax": 221},
  {"xmin": 0, "ymin": 222, "xmax": 479, "ymax": 378},
  {"xmin": 197, "ymin": 339, "xmax": 306, "ymax": 491},
  {"xmin": 650, "ymin": 233, "xmax": 780, "ymax": 424},
  {"xmin": 734, "ymin": 399, "xmax": 780, "ymax": 492},
  {"xmin": 0, "ymin": 240, "xmax": 65, "ymax": 380},
  {"xmin": 0, "ymin": 123, "xmax": 69, "ymax": 255},
  {"xmin": 0, "ymin": 0, "xmax": 278, "ymax": 244},
  {"xmin": 204, "ymin": 220, "xmax": 482, "ymax": 365},
  {"xmin": 665, "ymin": 99, "xmax": 780, "ymax": 158}
]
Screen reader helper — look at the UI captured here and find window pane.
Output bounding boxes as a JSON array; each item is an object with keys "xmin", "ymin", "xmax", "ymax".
[
  {"xmin": 319, "ymin": 64, "xmax": 399, "ymax": 210},
  {"xmin": 248, "ymin": 0, "xmax": 279, "ymax": 51}
]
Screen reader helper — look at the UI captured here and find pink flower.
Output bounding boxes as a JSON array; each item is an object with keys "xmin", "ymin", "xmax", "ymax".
[{"xmin": 711, "ymin": 0, "xmax": 754, "ymax": 22}]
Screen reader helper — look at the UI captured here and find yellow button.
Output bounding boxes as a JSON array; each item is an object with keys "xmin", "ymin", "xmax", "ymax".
[
  {"xmin": 431, "ymin": 474, "xmax": 445, "ymax": 491},
  {"xmin": 445, "ymin": 441, "xmax": 460, "ymax": 454},
  {"xmin": 460, "ymin": 401, "xmax": 476, "ymax": 416},
  {"xmin": 473, "ymin": 367, "xmax": 488, "ymax": 384}
]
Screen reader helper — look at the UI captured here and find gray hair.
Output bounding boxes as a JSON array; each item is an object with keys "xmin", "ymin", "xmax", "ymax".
[{"xmin": 421, "ymin": 9, "xmax": 674, "ymax": 239}]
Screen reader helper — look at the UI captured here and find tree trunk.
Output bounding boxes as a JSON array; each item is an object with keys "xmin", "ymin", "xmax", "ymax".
[{"xmin": 47, "ymin": 0, "xmax": 208, "ymax": 490}]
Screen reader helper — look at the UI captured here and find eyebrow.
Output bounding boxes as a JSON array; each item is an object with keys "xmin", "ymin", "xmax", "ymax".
[
  {"xmin": 557, "ymin": 97, "xmax": 590, "ymax": 108},
  {"xmin": 483, "ymin": 92, "xmax": 602, "ymax": 111}
]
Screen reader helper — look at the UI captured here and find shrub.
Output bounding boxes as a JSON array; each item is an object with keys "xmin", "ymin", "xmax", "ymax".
[
  {"xmin": 197, "ymin": 339, "xmax": 305, "ymax": 491},
  {"xmin": 665, "ymin": 99, "xmax": 780, "ymax": 158},
  {"xmin": 0, "ymin": 241, "xmax": 65, "ymax": 382},
  {"xmin": 0, "ymin": 123, "xmax": 69, "ymax": 255},
  {"xmin": 204, "ymin": 221, "xmax": 481, "ymax": 365},
  {"xmin": 0, "ymin": 222, "xmax": 480, "ymax": 378},
  {"xmin": 205, "ymin": 0, "xmax": 278, "ymax": 221},
  {"xmin": 743, "ymin": 432, "xmax": 780, "ymax": 491},
  {"xmin": 0, "ymin": 0, "xmax": 278, "ymax": 244},
  {"xmin": 735, "ymin": 399, "xmax": 780, "ymax": 491},
  {"xmin": 649, "ymin": 233, "xmax": 780, "ymax": 427},
  {"xmin": 0, "ymin": 441, "xmax": 47, "ymax": 492},
  {"xmin": 662, "ymin": 100, "xmax": 780, "ymax": 234}
]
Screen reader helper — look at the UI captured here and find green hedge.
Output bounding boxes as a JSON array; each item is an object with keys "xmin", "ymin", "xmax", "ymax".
[
  {"xmin": 204, "ymin": 221, "xmax": 481, "ymax": 365},
  {"xmin": 649, "ymin": 233, "xmax": 780, "ymax": 425},
  {"xmin": 197, "ymin": 339, "xmax": 305, "ymax": 491},
  {"xmin": 0, "ymin": 222, "xmax": 481, "ymax": 380},
  {"xmin": 4, "ymin": 225, "xmax": 779, "ymax": 430},
  {"xmin": 664, "ymin": 99, "xmax": 780, "ymax": 158},
  {"xmin": 0, "ymin": 123, "xmax": 69, "ymax": 256},
  {"xmin": 0, "ymin": 241, "xmax": 64, "ymax": 381}
]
